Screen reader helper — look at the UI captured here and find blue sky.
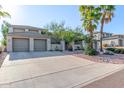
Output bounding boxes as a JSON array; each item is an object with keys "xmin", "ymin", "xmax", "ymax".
[{"xmin": 0, "ymin": 5, "xmax": 124, "ymax": 40}]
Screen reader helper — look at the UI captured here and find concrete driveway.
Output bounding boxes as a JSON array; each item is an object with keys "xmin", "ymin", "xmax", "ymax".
[{"xmin": 0, "ymin": 52, "xmax": 124, "ymax": 88}]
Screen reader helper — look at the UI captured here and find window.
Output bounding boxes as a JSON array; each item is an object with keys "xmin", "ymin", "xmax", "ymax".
[
  {"xmin": 111, "ymin": 41, "xmax": 115, "ymax": 47},
  {"xmin": 13, "ymin": 28, "xmax": 25, "ymax": 32}
]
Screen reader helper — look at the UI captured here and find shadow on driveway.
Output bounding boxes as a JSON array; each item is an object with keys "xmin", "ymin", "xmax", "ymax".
[{"xmin": 8, "ymin": 51, "xmax": 81, "ymax": 61}]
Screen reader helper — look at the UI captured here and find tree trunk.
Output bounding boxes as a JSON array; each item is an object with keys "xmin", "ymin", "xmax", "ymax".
[
  {"xmin": 90, "ymin": 31, "xmax": 93, "ymax": 48},
  {"xmin": 100, "ymin": 20, "xmax": 104, "ymax": 52}
]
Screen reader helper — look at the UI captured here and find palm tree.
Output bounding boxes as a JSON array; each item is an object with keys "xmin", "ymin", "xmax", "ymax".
[
  {"xmin": 0, "ymin": 6, "xmax": 10, "ymax": 19},
  {"xmin": 99, "ymin": 5, "xmax": 115, "ymax": 52},
  {"xmin": 79, "ymin": 5, "xmax": 101, "ymax": 48}
]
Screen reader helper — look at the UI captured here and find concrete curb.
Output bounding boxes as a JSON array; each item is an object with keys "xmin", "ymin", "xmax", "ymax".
[{"xmin": 72, "ymin": 66, "xmax": 124, "ymax": 88}]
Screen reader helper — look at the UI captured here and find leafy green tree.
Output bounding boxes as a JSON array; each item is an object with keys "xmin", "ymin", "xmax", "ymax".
[
  {"xmin": 1, "ymin": 21, "xmax": 10, "ymax": 46},
  {"xmin": 64, "ymin": 27, "xmax": 83, "ymax": 43},
  {"xmin": 1, "ymin": 39, "xmax": 7, "ymax": 47},
  {"xmin": 44, "ymin": 21, "xmax": 65, "ymax": 32},
  {"xmin": 44, "ymin": 21, "xmax": 84, "ymax": 50},
  {"xmin": 73, "ymin": 27, "xmax": 84, "ymax": 42},
  {"xmin": 1, "ymin": 21, "xmax": 9, "ymax": 39},
  {"xmin": 44, "ymin": 21, "xmax": 66, "ymax": 41},
  {"xmin": 0, "ymin": 6, "xmax": 10, "ymax": 47},
  {"xmin": 99, "ymin": 5, "xmax": 115, "ymax": 52}
]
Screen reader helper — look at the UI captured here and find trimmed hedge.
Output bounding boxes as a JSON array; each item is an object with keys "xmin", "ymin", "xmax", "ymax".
[
  {"xmin": 114, "ymin": 49, "xmax": 121, "ymax": 53},
  {"xmin": 106, "ymin": 48, "xmax": 115, "ymax": 52},
  {"xmin": 120, "ymin": 49, "xmax": 124, "ymax": 54},
  {"xmin": 106, "ymin": 48, "xmax": 124, "ymax": 54}
]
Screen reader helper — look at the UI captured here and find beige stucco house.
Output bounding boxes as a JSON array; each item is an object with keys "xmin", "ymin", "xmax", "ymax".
[
  {"xmin": 7, "ymin": 25, "xmax": 83, "ymax": 52},
  {"xmin": 7, "ymin": 25, "xmax": 51, "ymax": 52},
  {"xmin": 93, "ymin": 31, "xmax": 124, "ymax": 49}
]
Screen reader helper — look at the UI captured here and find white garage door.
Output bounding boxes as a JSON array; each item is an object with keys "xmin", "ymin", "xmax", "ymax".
[
  {"xmin": 34, "ymin": 39, "xmax": 47, "ymax": 51},
  {"xmin": 13, "ymin": 38, "xmax": 29, "ymax": 52}
]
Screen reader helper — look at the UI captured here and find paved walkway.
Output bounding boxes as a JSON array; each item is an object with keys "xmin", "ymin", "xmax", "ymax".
[{"xmin": 0, "ymin": 52, "xmax": 124, "ymax": 88}]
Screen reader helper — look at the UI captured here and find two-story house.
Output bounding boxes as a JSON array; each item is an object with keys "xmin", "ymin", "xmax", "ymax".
[
  {"xmin": 7, "ymin": 25, "xmax": 51, "ymax": 52},
  {"xmin": 93, "ymin": 31, "xmax": 124, "ymax": 49}
]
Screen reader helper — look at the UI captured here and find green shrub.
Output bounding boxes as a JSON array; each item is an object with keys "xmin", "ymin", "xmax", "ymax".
[
  {"xmin": 120, "ymin": 49, "xmax": 124, "ymax": 54},
  {"xmin": 84, "ymin": 47, "xmax": 97, "ymax": 56},
  {"xmin": 106, "ymin": 48, "xmax": 115, "ymax": 52},
  {"xmin": 106, "ymin": 48, "xmax": 124, "ymax": 54},
  {"xmin": 114, "ymin": 49, "xmax": 121, "ymax": 53}
]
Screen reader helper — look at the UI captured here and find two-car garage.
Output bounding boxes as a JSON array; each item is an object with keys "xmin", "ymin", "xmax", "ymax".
[{"xmin": 12, "ymin": 38, "xmax": 47, "ymax": 52}]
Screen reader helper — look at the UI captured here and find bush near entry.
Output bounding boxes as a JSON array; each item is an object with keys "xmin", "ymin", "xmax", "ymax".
[
  {"xmin": 114, "ymin": 49, "xmax": 121, "ymax": 53},
  {"xmin": 84, "ymin": 46, "xmax": 97, "ymax": 56},
  {"xmin": 106, "ymin": 48, "xmax": 124, "ymax": 54},
  {"xmin": 106, "ymin": 48, "xmax": 115, "ymax": 52},
  {"xmin": 120, "ymin": 49, "xmax": 124, "ymax": 54}
]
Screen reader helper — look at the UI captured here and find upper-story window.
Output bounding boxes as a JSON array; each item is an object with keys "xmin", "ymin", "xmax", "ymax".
[
  {"xmin": 111, "ymin": 41, "xmax": 115, "ymax": 47},
  {"xmin": 110, "ymin": 34, "xmax": 112, "ymax": 36},
  {"xmin": 13, "ymin": 28, "xmax": 25, "ymax": 32},
  {"xmin": 29, "ymin": 30, "xmax": 39, "ymax": 33},
  {"xmin": 105, "ymin": 33, "xmax": 110, "ymax": 37},
  {"xmin": 13, "ymin": 28, "xmax": 39, "ymax": 33}
]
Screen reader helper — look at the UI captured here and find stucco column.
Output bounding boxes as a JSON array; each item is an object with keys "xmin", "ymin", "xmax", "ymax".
[
  {"xmin": 29, "ymin": 38, "xmax": 34, "ymax": 52},
  {"xmin": 7, "ymin": 36, "xmax": 12, "ymax": 52},
  {"xmin": 38, "ymin": 30, "xmax": 41, "ymax": 34},
  {"xmin": 47, "ymin": 38, "xmax": 51, "ymax": 51},
  {"xmin": 123, "ymin": 40, "xmax": 124, "ymax": 46},
  {"xmin": 25, "ymin": 29, "xmax": 29, "ymax": 32},
  {"xmin": 9, "ymin": 27, "xmax": 13, "ymax": 32},
  {"xmin": 61, "ymin": 40, "xmax": 65, "ymax": 51},
  {"xmin": 82, "ymin": 40, "xmax": 85, "ymax": 48},
  {"xmin": 72, "ymin": 42, "xmax": 75, "ymax": 51}
]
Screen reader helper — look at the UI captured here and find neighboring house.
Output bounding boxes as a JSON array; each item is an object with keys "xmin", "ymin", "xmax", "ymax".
[
  {"xmin": 93, "ymin": 31, "xmax": 124, "ymax": 49},
  {"xmin": 7, "ymin": 25, "xmax": 51, "ymax": 52}
]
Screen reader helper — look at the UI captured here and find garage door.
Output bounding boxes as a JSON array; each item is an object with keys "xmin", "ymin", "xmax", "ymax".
[
  {"xmin": 34, "ymin": 39, "xmax": 47, "ymax": 51},
  {"xmin": 13, "ymin": 38, "xmax": 29, "ymax": 52}
]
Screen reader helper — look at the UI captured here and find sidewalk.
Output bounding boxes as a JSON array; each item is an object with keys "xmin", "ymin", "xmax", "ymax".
[{"xmin": 83, "ymin": 68, "xmax": 124, "ymax": 88}]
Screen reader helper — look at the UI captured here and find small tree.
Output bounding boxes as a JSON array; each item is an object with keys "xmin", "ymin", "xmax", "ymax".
[
  {"xmin": 64, "ymin": 27, "xmax": 83, "ymax": 50},
  {"xmin": 1, "ymin": 21, "xmax": 9, "ymax": 47},
  {"xmin": 0, "ymin": 6, "xmax": 10, "ymax": 51},
  {"xmin": 44, "ymin": 21, "xmax": 66, "ymax": 41},
  {"xmin": 44, "ymin": 21, "xmax": 84, "ymax": 51}
]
